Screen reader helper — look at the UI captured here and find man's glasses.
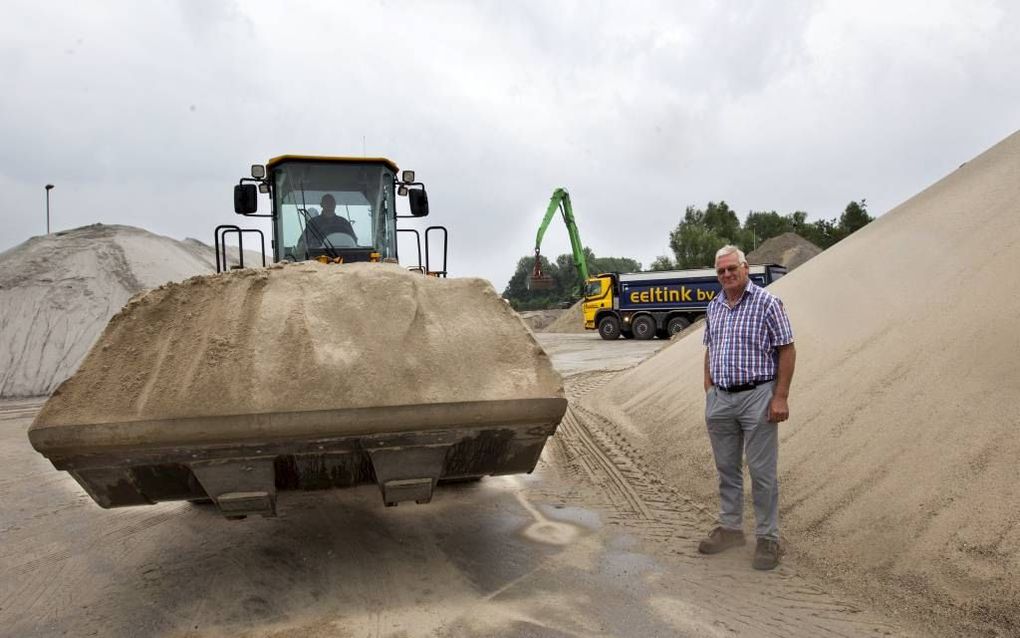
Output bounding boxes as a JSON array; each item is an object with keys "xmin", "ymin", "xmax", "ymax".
[{"xmin": 716, "ymin": 265, "xmax": 741, "ymax": 276}]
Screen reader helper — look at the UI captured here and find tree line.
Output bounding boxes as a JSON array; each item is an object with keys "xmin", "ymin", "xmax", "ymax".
[
  {"xmin": 503, "ymin": 249, "xmax": 641, "ymax": 311},
  {"xmin": 503, "ymin": 200, "xmax": 873, "ymax": 309}
]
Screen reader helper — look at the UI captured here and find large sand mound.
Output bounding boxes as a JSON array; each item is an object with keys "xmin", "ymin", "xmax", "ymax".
[
  {"xmin": 518, "ymin": 308, "xmax": 566, "ymax": 331},
  {"xmin": 585, "ymin": 131, "xmax": 1020, "ymax": 631},
  {"xmin": 747, "ymin": 232, "xmax": 821, "ymax": 270},
  {"xmin": 544, "ymin": 300, "xmax": 585, "ymax": 333},
  {"xmin": 0, "ymin": 224, "xmax": 245, "ymax": 398},
  {"xmin": 36, "ymin": 261, "xmax": 562, "ymax": 430}
]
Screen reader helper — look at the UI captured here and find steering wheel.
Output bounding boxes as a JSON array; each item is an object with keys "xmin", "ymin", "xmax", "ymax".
[{"xmin": 320, "ymin": 232, "xmax": 357, "ymax": 248}]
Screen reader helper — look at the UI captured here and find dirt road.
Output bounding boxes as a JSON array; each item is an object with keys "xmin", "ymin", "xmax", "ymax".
[{"xmin": 0, "ymin": 335, "xmax": 910, "ymax": 637}]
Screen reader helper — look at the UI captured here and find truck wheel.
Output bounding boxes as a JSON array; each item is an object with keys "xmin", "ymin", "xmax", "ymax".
[
  {"xmin": 666, "ymin": 316, "xmax": 691, "ymax": 337},
  {"xmin": 631, "ymin": 315, "xmax": 655, "ymax": 340},
  {"xmin": 598, "ymin": 315, "xmax": 621, "ymax": 340}
]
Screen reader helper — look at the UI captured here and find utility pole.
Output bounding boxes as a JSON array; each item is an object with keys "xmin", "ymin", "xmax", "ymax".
[{"xmin": 45, "ymin": 184, "xmax": 54, "ymax": 234}]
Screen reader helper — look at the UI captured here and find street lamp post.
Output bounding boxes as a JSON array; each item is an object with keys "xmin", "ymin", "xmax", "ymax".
[{"xmin": 45, "ymin": 184, "xmax": 54, "ymax": 234}]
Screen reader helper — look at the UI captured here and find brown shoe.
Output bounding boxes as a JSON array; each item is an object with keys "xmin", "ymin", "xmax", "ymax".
[
  {"xmin": 752, "ymin": 538, "xmax": 780, "ymax": 570},
  {"xmin": 697, "ymin": 526, "xmax": 746, "ymax": 554}
]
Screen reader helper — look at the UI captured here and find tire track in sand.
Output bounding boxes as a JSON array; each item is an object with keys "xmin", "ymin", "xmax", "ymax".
[{"xmin": 554, "ymin": 370, "xmax": 906, "ymax": 637}]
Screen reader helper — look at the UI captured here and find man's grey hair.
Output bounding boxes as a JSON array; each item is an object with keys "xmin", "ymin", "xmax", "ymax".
[{"xmin": 714, "ymin": 245, "xmax": 747, "ymax": 266}]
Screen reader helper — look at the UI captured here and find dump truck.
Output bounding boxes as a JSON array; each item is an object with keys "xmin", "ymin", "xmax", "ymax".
[
  {"xmin": 28, "ymin": 155, "xmax": 567, "ymax": 519},
  {"xmin": 584, "ymin": 264, "xmax": 787, "ymax": 339}
]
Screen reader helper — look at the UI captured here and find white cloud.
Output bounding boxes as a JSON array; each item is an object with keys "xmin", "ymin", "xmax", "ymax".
[{"xmin": 1, "ymin": 0, "xmax": 1018, "ymax": 289}]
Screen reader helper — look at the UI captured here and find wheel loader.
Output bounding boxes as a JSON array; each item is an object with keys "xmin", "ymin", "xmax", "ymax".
[{"xmin": 28, "ymin": 155, "xmax": 567, "ymax": 519}]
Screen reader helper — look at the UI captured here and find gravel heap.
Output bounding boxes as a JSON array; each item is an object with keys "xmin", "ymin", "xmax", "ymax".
[
  {"xmin": 544, "ymin": 300, "xmax": 586, "ymax": 333},
  {"xmin": 0, "ymin": 224, "xmax": 246, "ymax": 398},
  {"xmin": 747, "ymin": 232, "xmax": 821, "ymax": 270}
]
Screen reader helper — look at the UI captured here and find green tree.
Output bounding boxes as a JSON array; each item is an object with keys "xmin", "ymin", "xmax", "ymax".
[
  {"xmin": 503, "ymin": 248, "xmax": 642, "ymax": 309},
  {"xmin": 670, "ymin": 221, "xmax": 727, "ymax": 269},
  {"xmin": 664, "ymin": 199, "xmax": 873, "ymax": 267},
  {"xmin": 702, "ymin": 201, "xmax": 742, "ymax": 241},
  {"xmin": 666, "ymin": 202, "xmax": 746, "ymax": 269},
  {"xmin": 649, "ymin": 255, "xmax": 675, "ymax": 271},
  {"xmin": 502, "ymin": 255, "xmax": 565, "ymax": 310},
  {"xmin": 838, "ymin": 199, "xmax": 872, "ymax": 235},
  {"xmin": 744, "ymin": 210, "xmax": 795, "ymax": 250},
  {"xmin": 591, "ymin": 256, "xmax": 641, "ymax": 274}
]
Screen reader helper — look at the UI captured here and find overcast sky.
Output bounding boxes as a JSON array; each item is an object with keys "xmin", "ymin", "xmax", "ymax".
[{"xmin": 2, "ymin": 1, "xmax": 1018, "ymax": 290}]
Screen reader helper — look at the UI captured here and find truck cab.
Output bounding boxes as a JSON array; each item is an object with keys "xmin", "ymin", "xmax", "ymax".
[{"xmin": 223, "ymin": 155, "xmax": 446, "ymax": 275}]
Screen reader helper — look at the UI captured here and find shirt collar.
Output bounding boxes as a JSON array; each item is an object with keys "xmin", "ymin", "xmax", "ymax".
[{"xmin": 714, "ymin": 279, "xmax": 760, "ymax": 308}]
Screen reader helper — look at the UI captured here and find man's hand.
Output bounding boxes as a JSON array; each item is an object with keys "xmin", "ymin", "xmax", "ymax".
[{"xmin": 768, "ymin": 395, "xmax": 789, "ymax": 423}]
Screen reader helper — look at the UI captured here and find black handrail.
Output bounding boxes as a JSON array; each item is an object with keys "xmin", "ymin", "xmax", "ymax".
[
  {"xmin": 425, "ymin": 226, "xmax": 448, "ymax": 277},
  {"xmin": 214, "ymin": 225, "xmax": 267, "ymax": 273},
  {"xmin": 398, "ymin": 228, "xmax": 423, "ymax": 273}
]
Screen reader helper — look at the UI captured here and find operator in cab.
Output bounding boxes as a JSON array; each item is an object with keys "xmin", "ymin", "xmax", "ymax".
[{"xmin": 298, "ymin": 194, "xmax": 358, "ymax": 253}]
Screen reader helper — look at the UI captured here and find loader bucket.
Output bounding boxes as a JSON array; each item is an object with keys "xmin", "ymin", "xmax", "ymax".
[
  {"xmin": 29, "ymin": 398, "xmax": 565, "ymax": 516},
  {"xmin": 29, "ymin": 262, "xmax": 566, "ymax": 518}
]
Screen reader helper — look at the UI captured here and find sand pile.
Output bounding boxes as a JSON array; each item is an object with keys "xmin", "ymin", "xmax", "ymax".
[
  {"xmin": 33, "ymin": 261, "xmax": 562, "ymax": 432},
  {"xmin": 747, "ymin": 232, "xmax": 821, "ymax": 270},
  {"xmin": 544, "ymin": 300, "xmax": 586, "ymax": 333},
  {"xmin": 518, "ymin": 308, "xmax": 566, "ymax": 331},
  {"xmin": 584, "ymin": 131, "xmax": 1020, "ymax": 631},
  {"xmin": 0, "ymin": 224, "xmax": 249, "ymax": 398}
]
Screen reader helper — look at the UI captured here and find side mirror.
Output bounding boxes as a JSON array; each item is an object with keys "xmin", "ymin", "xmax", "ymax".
[
  {"xmin": 408, "ymin": 188, "xmax": 429, "ymax": 217},
  {"xmin": 234, "ymin": 184, "xmax": 258, "ymax": 214}
]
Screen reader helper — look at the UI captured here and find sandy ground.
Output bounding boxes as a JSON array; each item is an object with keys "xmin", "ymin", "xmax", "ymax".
[
  {"xmin": 533, "ymin": 333, "xmax": 667, "ymax": 376},
  {"xmin": 584, "ymin": 130, "xmax": 1020, "ymax": 636},
  {"xmin": 0, "ymin": 335, "xmax": 914, "ymax": 638}
]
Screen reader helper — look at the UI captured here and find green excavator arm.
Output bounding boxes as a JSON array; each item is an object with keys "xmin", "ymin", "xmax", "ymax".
[{"xmin": 529, "ymin": 188, "xmax": 589, "ymax": 290}]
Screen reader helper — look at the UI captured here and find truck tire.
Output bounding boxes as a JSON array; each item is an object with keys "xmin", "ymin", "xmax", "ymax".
[
  {"xmin": 598, "ymin": 315, "xmax": 621, "ymax": 340},
  {"xmin": 666, "ymin": 316, "xmax": 691, "ymax": 337},
  {"xmin": 631, "ymin": 315, "xmax": 656, "ymax": 340}
]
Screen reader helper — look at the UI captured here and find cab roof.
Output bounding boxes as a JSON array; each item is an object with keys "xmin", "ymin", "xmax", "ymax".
[{"xmin": 265, "ymin": 155, "xmax": 400, "ymax": 173}]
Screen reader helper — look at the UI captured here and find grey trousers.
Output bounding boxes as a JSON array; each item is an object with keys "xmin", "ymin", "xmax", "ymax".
[{"xmin": 705, "ymin": 381, "xmax": 779, "ymax": 540}]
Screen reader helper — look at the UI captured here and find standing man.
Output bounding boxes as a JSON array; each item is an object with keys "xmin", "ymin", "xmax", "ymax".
[{"xmin": 698, "ymin": 245, "xmax": 796, "ymax": 570}]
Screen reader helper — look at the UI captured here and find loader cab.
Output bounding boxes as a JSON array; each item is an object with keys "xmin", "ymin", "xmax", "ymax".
[{"xmin": 224, "ymin": 155, "xmax": 445, "ymax": 275}]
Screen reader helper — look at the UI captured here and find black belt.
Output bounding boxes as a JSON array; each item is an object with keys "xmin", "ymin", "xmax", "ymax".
[{"xmin": 718, "ymin": 378, "xmax": 774, "ymax": 393}]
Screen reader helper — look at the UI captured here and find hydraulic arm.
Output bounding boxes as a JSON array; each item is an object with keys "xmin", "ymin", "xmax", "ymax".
[{"xmin": 529, "ymin": 188, "xmax": 589, "ymax": 290}]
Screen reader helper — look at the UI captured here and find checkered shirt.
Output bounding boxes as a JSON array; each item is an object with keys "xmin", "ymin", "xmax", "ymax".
[{"xmin": 702, "ymin": 280, "xmax": 794, "ymax": 389}]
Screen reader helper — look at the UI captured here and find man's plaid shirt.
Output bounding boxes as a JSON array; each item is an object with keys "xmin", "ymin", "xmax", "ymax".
[{"xmin": 703, "ymin": 280, "xmax": 794, "ymax": 389}]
